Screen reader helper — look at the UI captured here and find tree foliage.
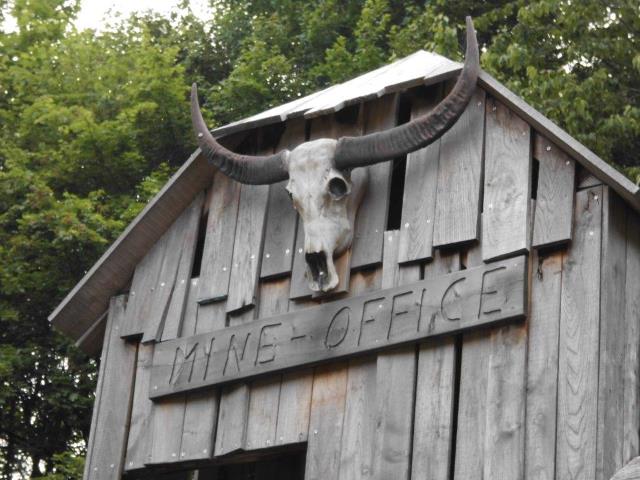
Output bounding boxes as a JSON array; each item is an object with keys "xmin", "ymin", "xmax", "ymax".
[{"xmin": 0, "ymin": 0, "xmax": 637, "ymax": 477}]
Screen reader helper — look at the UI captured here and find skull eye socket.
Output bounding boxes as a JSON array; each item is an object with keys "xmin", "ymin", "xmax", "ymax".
[{"xmin": 328, "ymin": 176, "xmax": 349, "ymax": 199}]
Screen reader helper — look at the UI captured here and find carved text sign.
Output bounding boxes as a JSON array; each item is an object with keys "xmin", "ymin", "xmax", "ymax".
[{"xmin": 149, "ymin": 256, "xmax": 527, "ymax": 399}]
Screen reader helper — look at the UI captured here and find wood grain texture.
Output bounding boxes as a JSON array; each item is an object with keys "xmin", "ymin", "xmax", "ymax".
[
  {"xmin": 338, "ymin": 267, "xmax": 382, "ymax": 480},
  {"xmin": 597, "ymin": 187, "xmax": 628, "ymax": 480},
  {"xmin": 159, "ymin": 194, "xmax": 204, "ymax": 342},
  {"xmin": 226, "ymin": 183, "xmax": 270, "ymax": 312},
  {"xmin": 197, "ymin": 172, "xmax": 241, "ymax": 303},
  {"xmin": 120, "ymin": 232, "xmax": 167, "ymax": 338},
  {"xmin": 624, "ymin": 210, "xmax": 640, "ymax": 465},
  {"xmin": 532, "ymin": 134, "xmax": 576, "ymax": 248},
  {"xmin": 432, "ymin": 87, "xmax": 486, "ymax": 248},
  {"xmin": 454, "ymin": 236, "xmax": 528, "ymax": 480},
  {"xmin": 275, "ymin": 367, "xmax": 313, "ymax": 446},
  {"xmin": 350, "ymin": 94, "xmax": 398, "ymax": 269},
  {"xmin": 179, "ymin": 278, "xmax": 221, "ymax": 463},
  {"xmin": 124, "ymin": 342, "xmax": 155, "ymax": 471},
  {"xmin": 556, "ymin": 186, "xmax": 602, "ymax": 480},
  {"xmin": 524, "ymin": 249, "xmax": 563, "ymax": 480},
  {"xmin": 141, "ymin": 194, "xmax": 203, "ymax": 343},
  {"xmin": 411, "ymin": 250, "xmax": 460, "ymax": 480},
  {"xmin": 397, "ymin": 89, "xmax": 440, "ymax": 264},
  {"xmin": 260, "ymin": 119, "xmax": 305, "ymax": 280},
  {"xmin": 214, "ymin": 308, "xmax": 255, "ymax": 456},
  {"xmin": 84, "ymin": 296, "xmax": 137, "ymax": 480},
  {"xmin": 373, "ymin": 230, "xmax": 419, "ymax": 480},
  {"xmin": 612, "ymin": 457, "xmax": 640, "ymax": 480},
  {"xmin": 482, "ymin": 97, "xmax": 532, "ymax": 261},
  {"xmin": 305, "ymin": 363, "xmax": 349, "ymax": 480},
  {"xmin": 245, "ymin": 278, "xmax": 291, "ymax": 450}
]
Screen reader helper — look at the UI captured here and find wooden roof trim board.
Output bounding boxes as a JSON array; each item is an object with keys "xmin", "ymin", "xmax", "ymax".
[{"xmin": 50, "ymin": 51, "xmax": 640, "ymax": 352}]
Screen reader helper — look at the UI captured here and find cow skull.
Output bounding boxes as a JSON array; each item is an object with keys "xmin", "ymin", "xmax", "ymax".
[{"xmin": 191, "ymin": 17, "xmax": 479, "ymax": 293}]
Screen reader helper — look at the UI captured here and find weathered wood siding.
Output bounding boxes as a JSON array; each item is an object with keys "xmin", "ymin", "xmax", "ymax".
[{"xmin": 84, "ymin": 84, "xmax": 640, "ymax": 480}]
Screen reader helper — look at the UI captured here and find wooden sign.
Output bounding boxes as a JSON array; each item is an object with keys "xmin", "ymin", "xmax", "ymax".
[{"xmin": 149, "ymin": 256, "xmax": 527, "ymax": 399}]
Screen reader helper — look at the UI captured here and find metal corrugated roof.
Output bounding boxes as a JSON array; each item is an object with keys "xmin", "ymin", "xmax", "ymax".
[
  {"xmin": 49, "ymin": 50, "xmax": 640, "ymax": 355},
  {"xmin": 213, "ymin": 50, "xmax": 462, "ymax": 137}
]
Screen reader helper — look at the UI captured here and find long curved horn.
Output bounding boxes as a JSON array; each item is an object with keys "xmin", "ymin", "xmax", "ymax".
[
  {"xmin": 191, "ymin": 84, "xmax": 289, "ymax": 184},
  {"xmin": 334, "ymin": 16, "xmax": 480, "ymax": 170}
]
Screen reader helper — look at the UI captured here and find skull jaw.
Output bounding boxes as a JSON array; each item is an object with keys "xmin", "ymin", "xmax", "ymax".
[{"xmin": 305, "ymin": 250, "xmax": 339, "ymax": 292}]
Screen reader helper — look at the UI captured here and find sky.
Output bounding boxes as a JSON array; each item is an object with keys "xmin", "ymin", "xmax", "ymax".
[{"xmin": 3, "ymin": 0, "xmax": 212, "ymax": 32}]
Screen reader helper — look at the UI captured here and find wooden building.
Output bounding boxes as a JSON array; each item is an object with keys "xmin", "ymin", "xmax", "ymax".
[{"xmin": 51, "ymin": 50, "xmax": 640, "ymax": 480}]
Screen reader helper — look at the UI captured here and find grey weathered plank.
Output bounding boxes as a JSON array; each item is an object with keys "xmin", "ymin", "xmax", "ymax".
[
  {"xmin": 226, "ymin": 182, "xmax": 270, "ymax": 313},
  {"xmin": 454, "ymin": 233, "xmax": 528, "ymax": 480},
  {"xmin": 482, "ymin": 97, "xmax": 532, "ymax": 261},
  {"xmin": 373, "ymin": 231, "xmax": 419, "ymax": 480},
  {"xmin": 214, "ymin": 308, "xmax": 255, "ymax": 456},
  {"xmin": 597, "ymin": 187, "xmax": 628, "ymax": 480},
  {"xmin": 338, "ymin": 267, "xmax": 383, "ymax": 480},
  {"xmin": 197, "ymin": 172, "xmax": 241, "ymax": 303},
  {"xmin": 260, "ymin": 119, "xmax": 305, "ymax": 279},
  {"xmin": 397, "ymin": 88, "xmax": 440, "ymax": 263},
  {"xmin": 75, "ymin": 308, "xmax": 107, "ymax": 357},
  {"xmin": 150, "ymin": 257, "xmax": 528, "ymax": 396},
  {"xmin": 577, "ymin": 165, "xmax": 604, "ymax": 190},
  {"xmin": 120, "ymin": 232, "xmax": 168, "ymax": 338},
  {"xmin": 141, "ymin": 197, "xmax": 200, "ymax": 343},
  {"xmin": 84, "ymin": 296, "xmax": 137, "ymax": 480},
  {"xmin": 304, "ymin": 363, "xmax": 349, "ymax": 480},
  {"xmin": 624, "ymin": 210, "xmax": 640, "ymax": 465},
  {"xmin": 124, "ymin": 342, "xmax": 155, "ymax": 471},
  {"xmin": 274, "ymin": 367, "xmax": 314, "ymax": 446},
  {"xmin": 612, "ymin": 457, "xmax": 640, "ymax": 480},
  {"xmin": 556, "ymin": 186, "xmax": 602, "ymax": 480},
  {"xmin": 156, "ymin": 193, "xmax": 204, "ymax": 342},
  {"xmin": 524, "ymin": 249, "xmax": 563, "ymax": 480},
  {"xmin": 245, "ymin": 278, "xmax": 291, "ymax": 450},
  {"xmin": 453, "ymin": 328, "xmax": 490, "ymax": 480},
  {"xmin": 532, "ymin": 134, "xmax": 575, "ymax": 248},
  {"xmin": 432, "ymin": 87, "xmax": 486, "ymax": 248},
  {"xmin": 478, "ymin": 71, "xmax": 640, "ymax": 212},
  {"xmin": 350, "ymin": 94, "xmax": 399, "ymax": 269},
  {"xmin": 411, "ymin": 249, "xmax": 460, "ymax": 480}
]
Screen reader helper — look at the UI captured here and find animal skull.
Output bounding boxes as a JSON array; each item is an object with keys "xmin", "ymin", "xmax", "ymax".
[{"xmin": 191, "ymin": 17, "xmax": 479, "ymax": 293}]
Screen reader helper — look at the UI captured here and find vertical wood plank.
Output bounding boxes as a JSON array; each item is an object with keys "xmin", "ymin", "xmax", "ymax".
[
  {"xmin": 275, "ymin": 367, "xmax": 314, "ymax": 446},
  {"xmin": 245, "ymin": 278, "xmax": 291, "ymax": 450},
  {"xmin": 411, "ymin": 250, "xmax": 460, "ymax": 480},
  {"xmin": 260, "ymin": 119, "xmax": 305, "ymax": 280},
  {"xmin": 432, "ymin": 88, "xmax": 486, "ymax": 248},
  {"xmin": 556, "ymin": 186, "xmax": 602, "ymax": 480},
  {"xmin": 524, "ymin": 249, "xmax": 563, "ymax": 480},
  {"xmin": 226, "ymin": 182, "xmax": 270, "ymax": 312},
  {"xmin": 289, "ymin": 222, "xmax": 311, "ymax": 300},
  {"xmin": 624, "ymin": 210, "xmax": 640, "ymax": 465},
  {"xmin": 197, "ymin": 172, "xmax": 241, "ymax": 303},
  {"xmin": 84, "ymin": 296, "xmax": 137, "ymax": 479},
  {"xmin": 214, "ymin": 306, "xmax": 257, "ymax": 456},
  {"xmin": 158, "ymin": 194, "xmax": 204, "ymax": 341},
  {"xmin": 532, "ymin": 134, "xmax": 576, "ymax": 248},
  {"xmin": 455, "ymin": 233, "xmax": 528, "ymax": 480},
  {"xmin": 120, "ymin": 233, "xmax": 168, "ymax": 338},
  {"xmin": 372, "ymin": 230, "xmax": 419, "ymax": 480},
  {"xmin": 124, "ymin": 342, "xmax": 155, "ymax": 471},
  {"xmin": 338, "ymin": 268, "xmax": 383, "ymax": 480},
  {"xmin": 397, "ymin": 88, "xmax": 441, "ymax": 264},
  {"xmin": 482, "ymin": 97, "xmax": 532, "ymax": 261},
  {"xmin": 304, "ymin": 363, "xmax": 349, "ymax": 480},
  {"xmin": 351, "ymin": 94, "xmax": 399, "ymax": 269},
  {"xmin": 597, "ymin": 187, "xmax": 628, "ymax": 480}
]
